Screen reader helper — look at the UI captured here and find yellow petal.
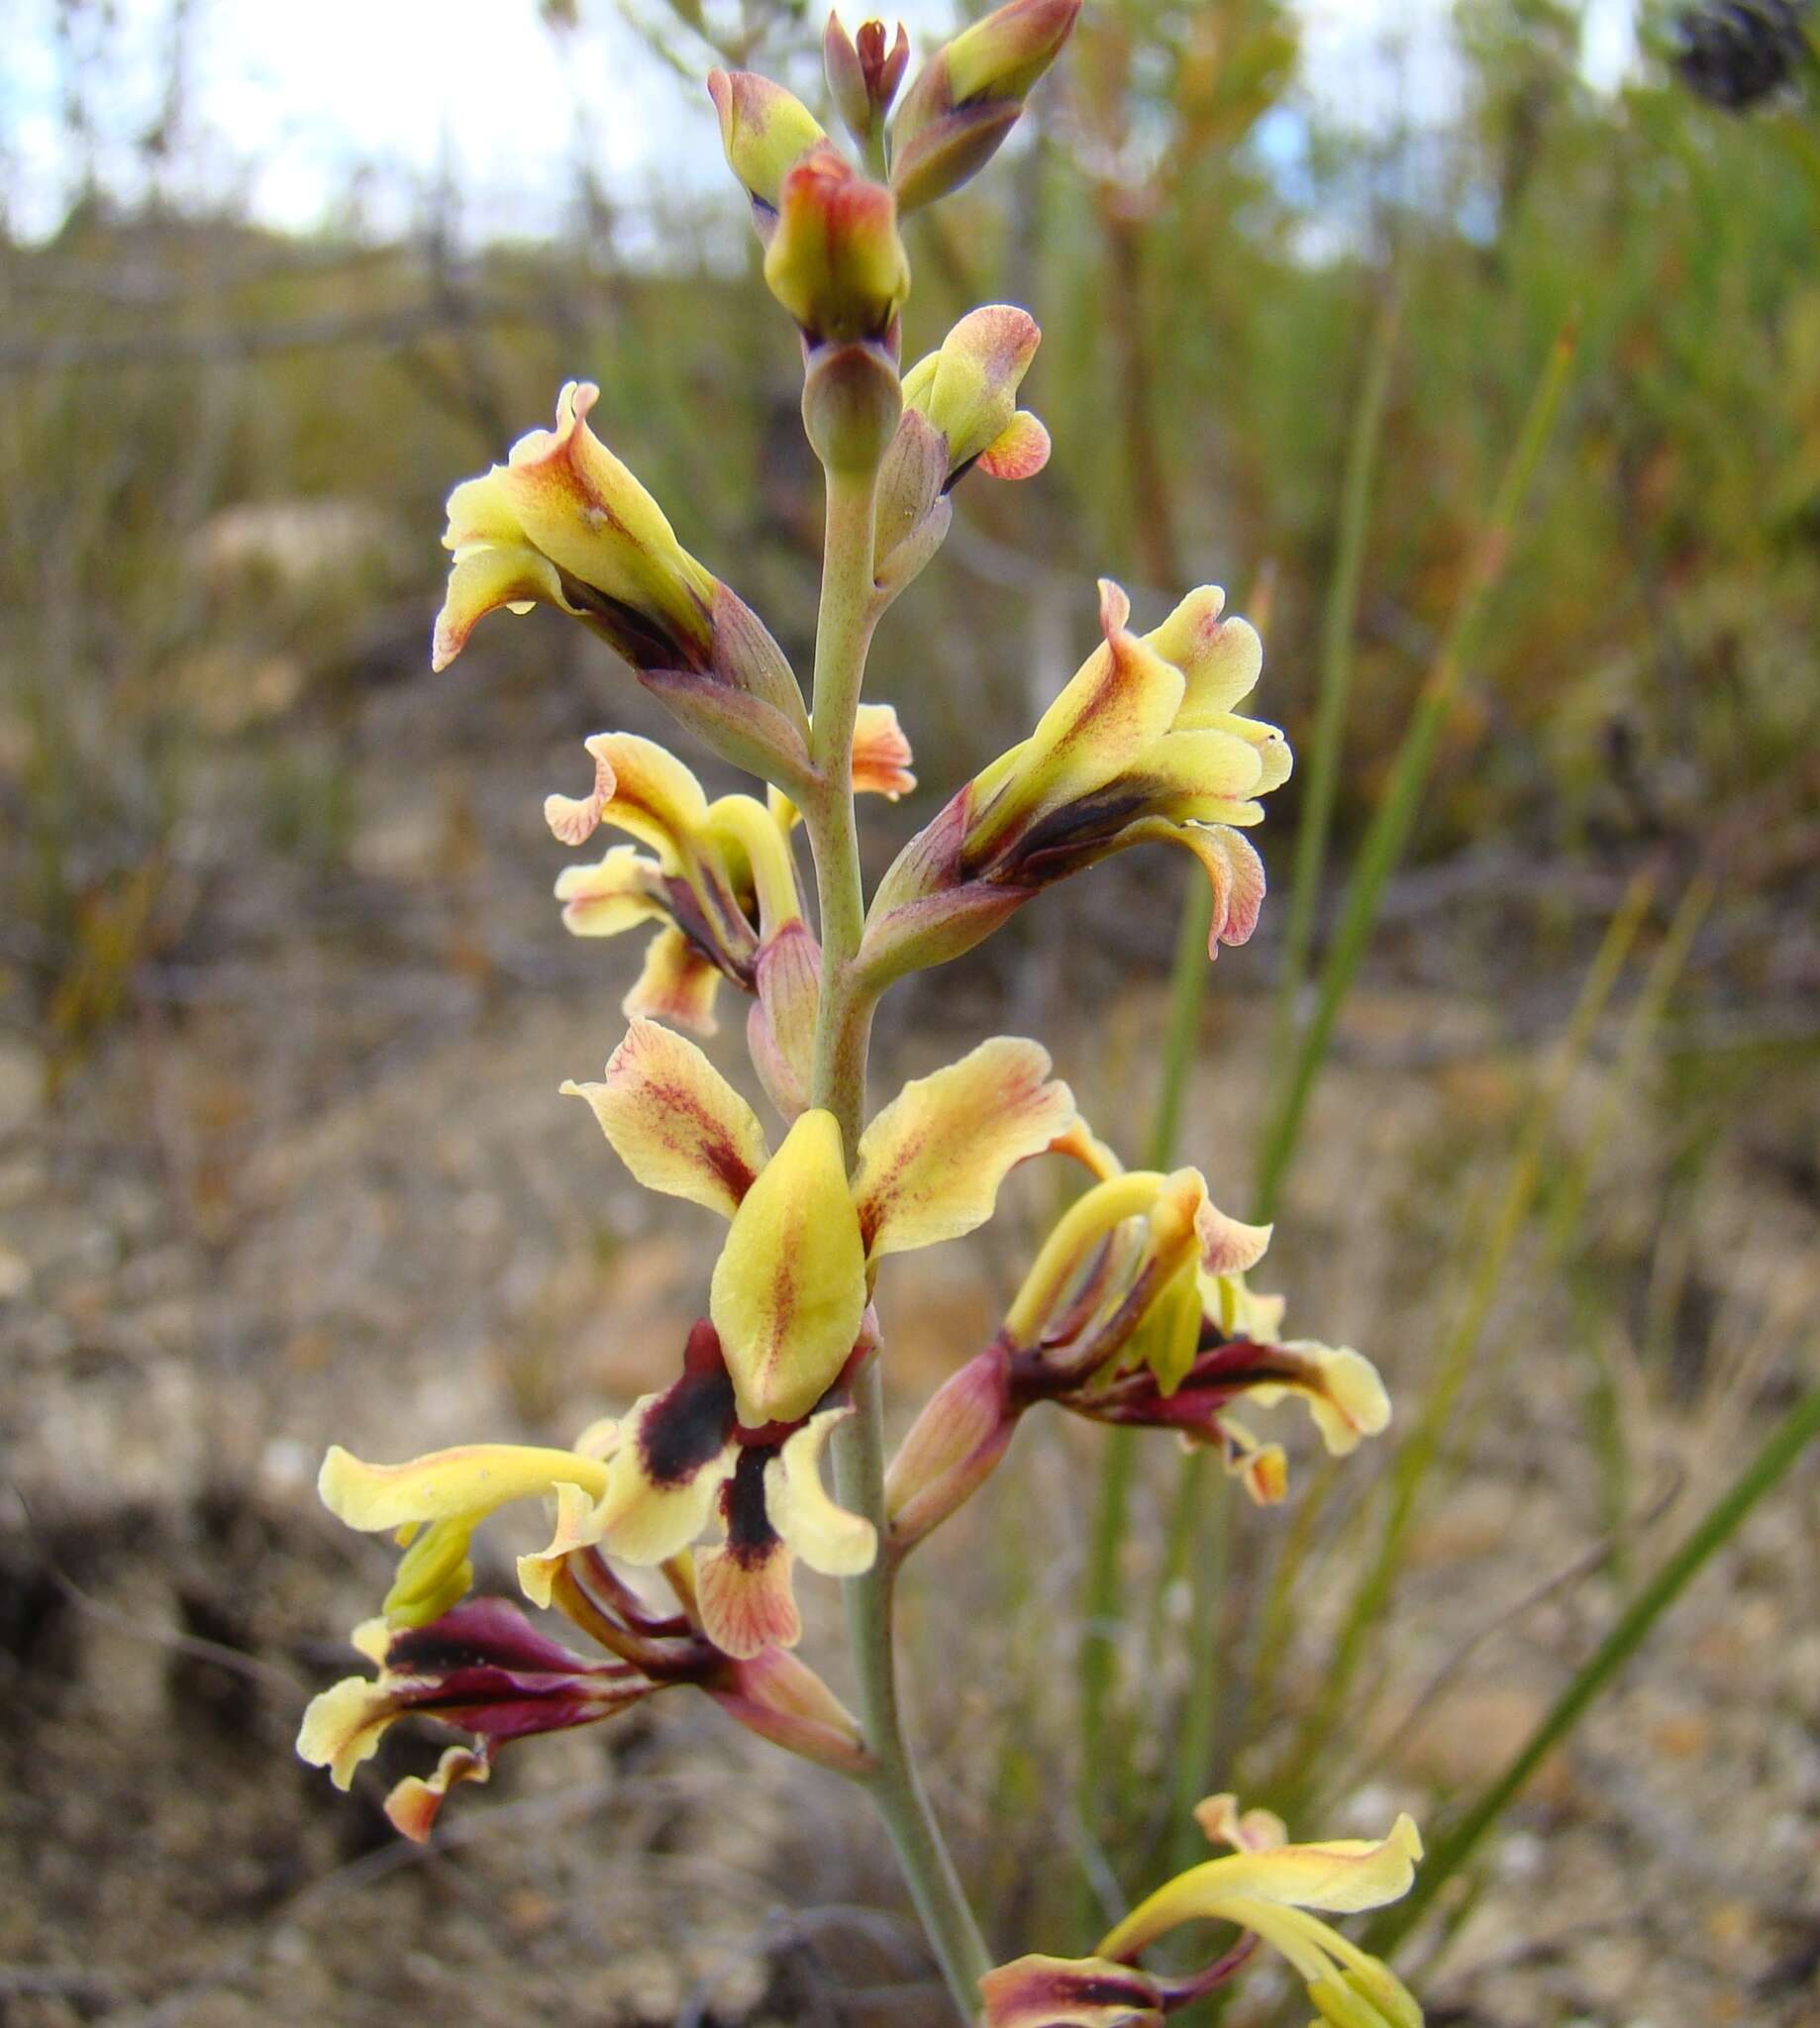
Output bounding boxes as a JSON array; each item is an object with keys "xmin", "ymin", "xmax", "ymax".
[
  {"xmin": 1196, "ymin": 1197, "xmax": 1272, "ymax": 1276},
  {"xmin": 1115, "ymin": 819, "xmax": 1266, "ymax": 952},
  {"xmin": 1145, "ymin": 587, "xmax": 1264, "ymax": 723},
  {"xmin": 318, "ymin": 1442, "xmax": 609, "ymax": 1533},
  {"xmin": 853, "ymin": 1036, "xmax": 1075, "ymax": 1258},
  {"xmin": 763, "ymin": 1408, "xmax": 877, "ymax": 1575},
  {"xmin": 707, "ymin": 68, "xmax": 828, "ymax": 212},
  {"xmin": 554, "ymin": 844, "xmax": 668, "ymax": 940},
  {"xmin": 561, "ymin": 1017, "xmax": 769, "ymax": 1220},
  {"xmin": 564, "ymin": 732, "xmax": 710, "ymax": 865},
  {"xmin": 1242, "ymin": 1342, "xmax": 1392, "ymax": 1457},
  {"xmin": 296, "ymin": 1676, "xmax": 398, "ymax": 1790},
  {"xmin": 544, "ymin": 735, "xmax": 617, "ymax": 846},
  {"xmin": 1098, "ymin": 1816, "xmax": 1424, "ymax": 1961},
  {"xmin": 432, "ymin": 542, "xmax": 567, "ymax": 672},
  {"xmin": 1195, "ymin": 1793, "xmax": 1288, "ymax": 1854},
  {"xmin": 624, "ymin": 925, "xmax": 724, "ymax": 1035},
  {"xmin": 696, "ymin": 1534, "xmax": 802, "ymax": 1658},
  {"xmin": 384, "ymin": 1745, "xmax": 491, "ymax": 1844},
  {"xmin": 762, "ymin": 147, "xmax": 910, "ymax": 344},
  {"xmin": 1126, "ymin": 728, "xmax": 1266, "ymax": 823},
  {"xmin": 516, "ymin": 1478, "xmax": 611, "ymax": 1609},
  {"xmin": 853, "ymin": 701, "xmax": 917, "ymax": 798},
  {"xmin": 497, "ymin": 382, "xmax": 718, "ymax": 639},
  {"xmin": 905, "ymin": 304, "xmax": 1042, "ymax": 469},
  {"xmin": 978, "ymin": 409, "xmax": 1051, "ymax": 480},
  {"xmin": 592, "ymin": 1385, "xmax": 740, "ymax": 1565},
  {"xmin": 710, "ymin": 1110, "xmax": 867, "ymax": 1426},
  {"xmin": 1215, "ymin": 1415, "xmax": 1289, "ymax": 1505}
]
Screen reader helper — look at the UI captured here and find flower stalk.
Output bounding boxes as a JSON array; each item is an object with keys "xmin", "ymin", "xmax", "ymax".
[
  {"xmin": 801, "ymin": 410, "xmax": 996, "ymax": 2018},
  {"xmin": 291, "ymin": 11, "xmax": 1432, "ymax": 2024}
]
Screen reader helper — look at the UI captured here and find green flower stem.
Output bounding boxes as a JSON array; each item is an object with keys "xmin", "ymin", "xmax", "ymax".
[
  {"xmin": 806, "ymin": 462, "xmax": 883, "ymax": 1150},
  {"xmin": 1366, "ymin": 1377, "xmax": 1820, "ymax": 1960},
  {"xmin": 803, "ymin": 452, "xmax": 994, "ymax": 2021}
]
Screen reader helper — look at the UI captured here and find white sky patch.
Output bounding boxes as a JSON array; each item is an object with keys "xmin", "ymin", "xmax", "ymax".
[{"xmin": 3, "ymin": 0, "xmax": 1646, "ymax": 244}]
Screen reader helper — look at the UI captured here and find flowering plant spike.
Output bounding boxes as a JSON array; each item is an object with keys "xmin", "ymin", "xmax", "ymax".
[{"xmin": 303, "ymin": 10, "xmax": 1420, "ymax": 2023}]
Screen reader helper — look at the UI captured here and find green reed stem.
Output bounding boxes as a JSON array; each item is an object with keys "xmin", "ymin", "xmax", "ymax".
[
  {"xmin": 1252, "ymin": 317, "xmax": 1578, "ymax": 1226},
  {"xmin": 1167, "ymin": 1455, "xmax": 1228, "ymax": 1875},
  {"xmin": 1268, "ymin": 280, "xmax": 1400, "ymax": 1088},
  {"xmin": 1367, "ymin": 1377, "xmax": 1820, "ymax": 1959},
  {"xmin": 807, "ymin": 456, "xmax": 992, "ymax": 2019},
  {"xmin": 1271, "ymin": 863, "xmax": 1654, "ymax": 1814}
]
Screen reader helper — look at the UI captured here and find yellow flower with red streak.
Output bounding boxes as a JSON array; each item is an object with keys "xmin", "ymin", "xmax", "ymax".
[
  {"xmin": 981, "ymin": 1796, "xmax": 1424, "ymax": 2026},
  {"xmin": 885, "ymin": 1143, "xmax": 1388, "ymax": 1550},
  {"xmin": 861, "ymin": 578, "xmax": 1289, "ymax": 983},
  {"xmin": 433, "ymin": 381, "xmax": 812, "ymax": 788},
  {"xmin": 565, "ymin": 1020, "xmax": 1076, "ymax": 1429},
  {"xmin": 296, "ymin": 1532, "xmax": 867, "ymax": 1841},
  {"xmin": 308, "ymin": 1003, "xmax": 1073, "ymax": 1664}
]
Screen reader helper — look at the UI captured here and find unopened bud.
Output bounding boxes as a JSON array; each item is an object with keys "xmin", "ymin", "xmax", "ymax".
[
  {"xmin": 889, "ymin": 0, "xmax": 1081, "ymax": 214},
  {"xmin": 802, "ymin": 338, "xmax": 903, "ymax": 472},
  {"xmin": 826, "ymin": 13, "xmax": 911, "ymax": 145},
  {"xmin": 747, "ymin": 919, "xmax": 821, "ymax": 1119},
  {"xmin": 764, "ymin": 145, "xmax": 910, "ymax": 346},
  {"xmin": 708, "ymin": 69, "xmax": 827, "ymax": 228}
]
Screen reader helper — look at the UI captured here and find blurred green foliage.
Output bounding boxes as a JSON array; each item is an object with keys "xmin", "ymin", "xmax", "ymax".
[{"xmin": 4, "ymin": 0, "xmax": 1815, "ymax": 1067}]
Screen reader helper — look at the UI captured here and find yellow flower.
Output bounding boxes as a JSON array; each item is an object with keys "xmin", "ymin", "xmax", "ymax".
[
  {"xmin": 564, "ymin": 1020, "xmax": 1077, "ymax": 1425},
  {"xmin": 433, "ymin": 381, "xmax": 811, "ymax": 787},
  {"xmin": 981, "ymin": 1800, "xmax": 1424, "ymax": 2027},
  {"xmin": 885, "ymin": 1148, "xmax": 1389, "ymax": 1547},
  {"xmin": 295, "ymin": 1535, "xmax": 869, "ymax": 1837},
  {"xmin": 548, "ymin": 721, "xmax": 911, "ymax": 1111},
  {"xmin": 861, "ymin": 578, "xmax": 1289, "ymax": 983}
]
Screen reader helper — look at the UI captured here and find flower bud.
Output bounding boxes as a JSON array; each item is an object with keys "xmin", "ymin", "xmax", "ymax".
[
  {"xmin": 764, "ymin": 145, "xmax": 910, "ymax": 347},
  {"xmin": 801, "ymin": 337, "xmax": 904, "ymax": 473},
  {"xmin": 826, "ymin": 13, "xmax": 911, "ymax": 146},
  {"xmin": 888, "ymin": 0, "xmax": 1081, "ymax": 214},
  {"xmin": 884, "ymin": 1346, "xmax": 1017, "ymax": 1549},
  {"xmin": 979, "ymin": 1954, "xmax": 1165, "ymax": 2027},
  {"xmin": 707, "ymin": 69, "xmax": 827, "ymax": 229},
  {"xmin": 708, "ymin": 1645, "xmax": 872, "ymax": 1774},
  {"xmin": 747, "ymin": 917, "xmax": 821, "ymax": 1119}
]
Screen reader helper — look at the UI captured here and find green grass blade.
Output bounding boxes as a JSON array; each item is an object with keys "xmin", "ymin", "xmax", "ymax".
[
  {"xmin": 1268, "ymin": 280, "xmax": 1401, "ymax": 1086},
  {"xmin": 1252, "ymin": 316, "xmax": 1580, "ymax": 1226},
  {"xmin": 1269, "ymin": 864, "xmax": 1655, "ymax": 1810},
  {"xmin": 1367, "ymin": 1376, "xmax": 1820, "ymax": 1959},
  {"xmin": 1077, "ymin": 872, "xmax": 1217, "ymax": 1841}
]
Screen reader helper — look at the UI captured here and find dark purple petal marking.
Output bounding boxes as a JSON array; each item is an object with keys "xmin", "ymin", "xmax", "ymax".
[{"xmin": 639, "ymin": 1362, "xmax": 740, "ymax": 1487}]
